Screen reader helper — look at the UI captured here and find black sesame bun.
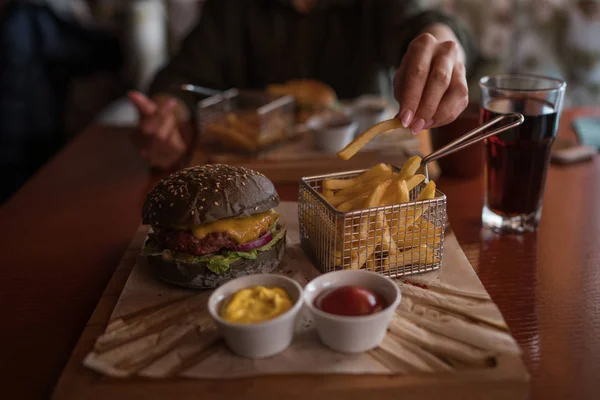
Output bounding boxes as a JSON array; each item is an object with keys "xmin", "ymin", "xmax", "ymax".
[
  {"xmin": 145, "ymin": 239, "xmax": 285, "ymax": 289},
  {"xmin": 142, "ymin": 164, "xmax": 279, "ymax": 227},
  {"xmin": 141, "ymin": 164, "xmax": 284, "ymax": 290}
]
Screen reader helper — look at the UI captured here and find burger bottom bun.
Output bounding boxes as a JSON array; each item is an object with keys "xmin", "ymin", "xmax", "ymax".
[{"xmin": 145, "ymin": 235, "xmax": 286, "ymax": 290}]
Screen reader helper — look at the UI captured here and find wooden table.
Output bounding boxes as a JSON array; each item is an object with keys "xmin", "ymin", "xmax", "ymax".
[{"xmin": 1, "ymin": 109, "xmax": 599, "ymax": 399}]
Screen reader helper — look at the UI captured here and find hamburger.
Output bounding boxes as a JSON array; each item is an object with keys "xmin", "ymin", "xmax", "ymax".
[
  {"xmin": 267, "ymin": 79, "xmax": 338, "ymax": 123},
  {"xmin": 141, "ymin": 164, "xmax": 286, "ymax": 289}
]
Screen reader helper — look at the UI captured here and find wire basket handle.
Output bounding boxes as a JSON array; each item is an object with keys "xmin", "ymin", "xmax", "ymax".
[
  {"xmin": 175, "ymin": 84, "xmax": 223, "ymax": 97},
  {"xmin": 422, "ymin": 112, "xmax": 524, "ymax": 167}
]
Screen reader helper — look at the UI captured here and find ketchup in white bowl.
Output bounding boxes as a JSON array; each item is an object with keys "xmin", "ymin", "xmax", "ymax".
[
  {"xmin": 314, "ymin": 285, "xmax": 387, "ymax": 316},
  {"xmin": 303, "ymin": 270, "xmax": 401, "ymax": 353}
]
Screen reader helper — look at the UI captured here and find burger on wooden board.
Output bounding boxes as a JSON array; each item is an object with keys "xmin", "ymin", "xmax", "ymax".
[{"xmin": 142, "ymin": 164, "xmax": 286, "ymax": 289}]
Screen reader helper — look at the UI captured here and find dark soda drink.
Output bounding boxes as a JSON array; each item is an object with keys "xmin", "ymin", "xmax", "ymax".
[{"xmin": 481, "ymin": 97, "xmax": 559, "ymax": 216}]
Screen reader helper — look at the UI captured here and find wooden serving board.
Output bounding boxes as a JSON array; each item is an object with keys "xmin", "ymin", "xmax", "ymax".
[{"xmin": 52, "ymin": 203, "xmax": 528, "ymax": 400}]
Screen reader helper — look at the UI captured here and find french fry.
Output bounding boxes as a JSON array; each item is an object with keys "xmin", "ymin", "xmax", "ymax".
[
  {"xmin": 365, "ymin": 179, "xmax": 393, "ymax": 208},
  {"xmin": 383, "ymin": 244, "xmax": 439, "ymax": 270},
  {"xmin": 396, "ymin": 180, "xmax": 410, "ymax": 204},
  {"xmin": 396, "ymin": 156, "xmax": 422, "ymax": 181},
  {"xmin": 226, "ymin": 113, "xmax": 259, "ymax": 139},
  {"xmin": 323, "ymin": 163, "xmax": 392, "ymax": 190},
  {"xmin": 337, "ymin": 195, "xmax": 369, "ymax": 212},
  {"xmin": 325, "ymin": 193, "xmax": 358, "ymax": 207},
  {"xmin": 389, "ymin": 204, "xmax": 431, "ymax": 238},
  {"xmin": 395, "ymin": 222, "xmax": 443, "ymax": 249},
  {"xmin": 364, "ymin": 215, "xmax": 398, "ymax": 271},
  {"xmin": 323, "ymin": 179, "xmax": 355, "ymax": 190},
  {"xmin": 353, "ymin": 212, "xmax": 396, "ymax": 271},
  {"xmin": 353, "ymin": 179, "xmax": 392, "ymax": 263},
  {"xmin": 358, "ymin": 163, "xmax": 393, "ymax": 181},
  {"xmin": 333, "ymin": 247, "xmax": 354, "ymax": 267},
  {"xmin": 405, "ymin": 174, "xmax": 426, "ymax": 191},
  {"xmin": 381, "ymin": 174, "xmax": 425, "ymax": 205},
  {"xmin": 206, "ymin": 123, "xmax": 257, "ymax": 151},
  {"xmin": 346, "ymin": 250, "xmax": 360, "ymax": 270},
  {"xmin": 337, "ymin": 119, "xmax": 404, "ymax": 160},
  {"xmin": 350, "ymin": 216, "xmax": 379, "ymax": 270},
  {"xmin": 335, "ymin": 175, "xmax": 391, "ymax": 198},
  {"xmin": 323, "ymin": 189, "xmax": 334, "ymax": 197},
  {"xmin": 417, "ymin": 181, "xmax": 436, "ymax": 201}
]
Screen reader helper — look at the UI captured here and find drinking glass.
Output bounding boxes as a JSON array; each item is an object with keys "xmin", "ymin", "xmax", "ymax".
[{"xmin": 479, "ymin": 75, "xmax": 566, "ymax": 233}]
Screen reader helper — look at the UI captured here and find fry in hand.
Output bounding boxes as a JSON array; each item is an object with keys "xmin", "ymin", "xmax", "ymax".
[{"xmin": 337, "ymin": 119, "xmax": 404, "ymax": 160}]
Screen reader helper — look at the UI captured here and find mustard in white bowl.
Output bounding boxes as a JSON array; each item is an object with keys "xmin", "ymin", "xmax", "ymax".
[
  {"xmin": 208, "ymin": 274, "xmax": 303, "ymax": 359},
  {"xmin": 220, "ymin": 285, "xmax": 294, "ymax": 324}
]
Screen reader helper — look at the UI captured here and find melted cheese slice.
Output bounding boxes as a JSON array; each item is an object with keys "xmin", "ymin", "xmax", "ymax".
[{"xmin": 191, "ymin": 209, "xmax": 279, "ymax": 244}]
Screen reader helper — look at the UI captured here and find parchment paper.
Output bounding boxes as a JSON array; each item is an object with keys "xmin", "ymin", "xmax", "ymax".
[{"xmin": 83, "ymin": 202, "xmax": 520, "ymax": 379}]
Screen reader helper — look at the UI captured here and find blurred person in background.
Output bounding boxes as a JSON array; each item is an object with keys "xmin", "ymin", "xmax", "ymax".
[
  {"xmin": 128, "ymin": 0, "xmax": 477, "ymax": 171},
  {"xmin": 0, "ymin": 0, "xmax": 122, "ymax": 204}
]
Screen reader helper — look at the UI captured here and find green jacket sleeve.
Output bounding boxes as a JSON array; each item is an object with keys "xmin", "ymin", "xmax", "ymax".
[{"xmin": 379, "ymin": 0, "xmax": 478, "ymax": 75}]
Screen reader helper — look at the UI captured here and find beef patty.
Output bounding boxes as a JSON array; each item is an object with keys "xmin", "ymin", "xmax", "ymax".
[{"xmin": 158, "ymin": 230, "xmax": 236, "ymax": 256}]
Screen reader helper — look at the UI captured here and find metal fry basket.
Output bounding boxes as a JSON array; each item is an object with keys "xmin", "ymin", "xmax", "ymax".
[
  {"xmin": 298, "ymin": 168, "xmax": 447, "ymax": 278},
  {"xmin": 195, "ymin": 89, "xmax": 295, "ymax": 153}
]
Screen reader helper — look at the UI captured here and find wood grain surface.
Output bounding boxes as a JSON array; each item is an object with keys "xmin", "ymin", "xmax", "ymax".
[{"xmin": 0, "ymin": 109, "xmax": 599, "ymax": 399}]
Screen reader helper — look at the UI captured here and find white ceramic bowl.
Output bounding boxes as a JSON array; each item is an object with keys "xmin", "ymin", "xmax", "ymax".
[
  {"xmin": 306, "ymin": 115, "xmax": 358, "ymax": 152},
  {"xmin": 208, "ymin": 274, "xmax": 303, "ymax": 359},
  {"xmin": 303, "ymin": 270, "xmax": 401, "ymax": 353}
]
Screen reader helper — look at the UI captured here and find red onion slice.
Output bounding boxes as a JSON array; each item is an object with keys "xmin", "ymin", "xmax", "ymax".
[{"xmin": 229, "ymin": 231, "xmax": 273, "ymax": 252}]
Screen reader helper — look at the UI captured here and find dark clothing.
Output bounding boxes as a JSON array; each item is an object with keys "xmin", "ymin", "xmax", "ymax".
[
  {"xmin": 149, "ymin": 0, "xmax": 476, "ymax": 109},
  {"xmin": 0, "ymin": 3, "xmax": 122, "ymax": 204}
]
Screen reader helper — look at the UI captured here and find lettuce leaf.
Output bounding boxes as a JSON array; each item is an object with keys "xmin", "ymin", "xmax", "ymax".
[
  {"xmin": 228, "ymin": 250, "xmax": 258, "ymax": 260},
  {"xmin": 206, "ymin": 255, "xmax": 240, "ymax": 274},
  {"xmin": 143, "ymin": 225, "xmax": 286, "ymax": 275}
]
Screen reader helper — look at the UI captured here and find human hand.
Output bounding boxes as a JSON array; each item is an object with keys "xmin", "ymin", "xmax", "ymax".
[
  {"xmin": 394, "ymin": 25, "xmax": 469, "ymax": 134},
  {"xmin": 128, "ymin": 91, "xmax": 188, "ymax": 170}
]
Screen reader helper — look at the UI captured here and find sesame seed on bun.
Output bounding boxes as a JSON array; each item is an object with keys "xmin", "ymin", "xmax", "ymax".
[{"xmin": 142, "ymin": 164, "xmax": 280, "ymax": 228}]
